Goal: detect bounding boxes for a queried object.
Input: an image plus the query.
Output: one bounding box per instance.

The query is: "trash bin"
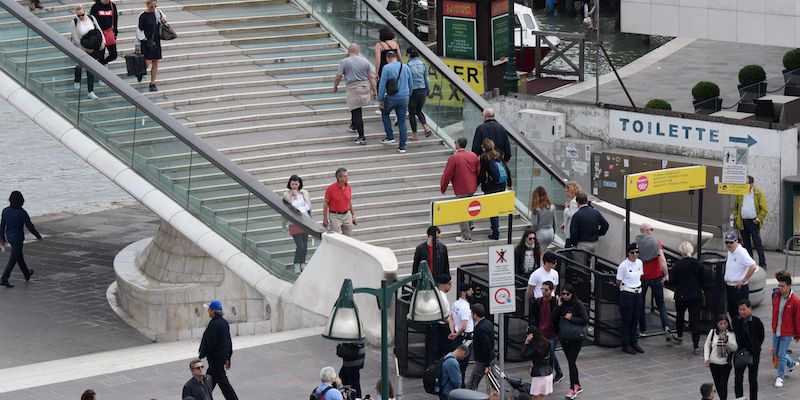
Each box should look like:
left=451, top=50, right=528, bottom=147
left=448, top=388, right=490, bottom=400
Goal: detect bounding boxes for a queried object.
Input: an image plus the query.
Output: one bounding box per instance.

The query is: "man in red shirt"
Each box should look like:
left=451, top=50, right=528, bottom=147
left=771, top=270, right=800, bottom=389
left=323, top=167, right=356, bottom=236
left=635, top=223, right=676, bottom=341
left=412, top=226, right=449, bottom=277
left=440, top=137, right=480, bottom=242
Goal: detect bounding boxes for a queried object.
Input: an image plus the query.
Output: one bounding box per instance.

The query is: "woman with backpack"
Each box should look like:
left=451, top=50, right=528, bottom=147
left=521, top=326, right=554, bottom=399
left=136, top=0, right=167, bottom=92
left=478, top=138, right=512, bottom=240
left=70, top=4, right=105, bottom=100
left=530, top=186, right=556, bottom=264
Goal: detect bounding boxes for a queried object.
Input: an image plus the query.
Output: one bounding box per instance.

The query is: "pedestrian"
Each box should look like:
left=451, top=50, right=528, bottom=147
left=373, top=26, right=401, bottom=87
left=449, top=283, right=474, bottom=380
left=635, top=223, right=674, bottom=341
left=732, top=298, right=764, bottom=400
left=182, top=359, right=213, bottom=400
left=283, top=175, right=311, bottom=273
left=670, top=241, right=705, bottom=354
left=704, top=314, right=738, bottom=400
left=440, top=137, right=480, bottom=243
left=333, top=43, right=376, bottom=145
left=90, top=0, right=118, bottom=67
left=70, top=5, right=105, bottom=100
left=770, top=269, right=800, bottom=388
left=412, top=225, right=450, bottom=278
left=336, top=341, right=365, bottom=398
left=0, top=191, right=41, bottom=288
left=28, top=0, right=42, bottom=11
left=617, top=243, right=644, bottom=355
left=700, top=382, right=716, bottom=400
left=405, top=47, right=431, bottom=140
left=529, top=280, right=563, bottom=384
left=569, top=193, right=608, bottom=257
left=478, top=138, right=512, bottom=240
left=733, top=175, right=768, bottom=269
left=431, top=274, right=455, bottom=361
left=369, top=379, right=394, bottom=400
left=323, top=168, right=356, bottom=237
left=471, top=108, right=511, bottom=163
left=136, top=0, right=167, bottom=92
left=515, top=229, right=540, bottom=276
left=467, top=303, right=496, bottom=390
left=553, top=283, right=587, bottom=399
left=521, top=326, right=554, bottom=400
left=199, top=300, right=238, bottom=400
left=527, top=251, right=559, bottom=301
left=377, top=51, right=412, bottom=153
left=561, top=181, right=581, bottom=247
left=529, top=186, right=556, bottom=264
left=723, top=233, right=757, bottom=319
left=80, top=389, right=96, bottom=400
left=313, top=367, right=345, bottom=400
left=439, top=344, right=469, bottom=400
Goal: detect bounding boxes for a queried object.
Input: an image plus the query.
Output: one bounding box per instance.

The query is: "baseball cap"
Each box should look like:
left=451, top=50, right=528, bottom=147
left=626, top=243, right=638, bottom=252
left=724, top=233, right=738, bottom=243
left=436, top=274, right=452, bottom=284
left=203, top=299, right=223, bottom=311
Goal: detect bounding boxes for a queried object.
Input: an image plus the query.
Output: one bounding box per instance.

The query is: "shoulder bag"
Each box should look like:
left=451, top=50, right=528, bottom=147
left=385, top=63, right=403, bottom=96
left=157, top=8, right=177, bottom=40
left=559, top=317, right=587, bottom=341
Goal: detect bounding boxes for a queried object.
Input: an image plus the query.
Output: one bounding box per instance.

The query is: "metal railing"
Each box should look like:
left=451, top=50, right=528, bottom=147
left=533, top=30, right=586, bottom=82
left=0, top=0, right=324, bottom=282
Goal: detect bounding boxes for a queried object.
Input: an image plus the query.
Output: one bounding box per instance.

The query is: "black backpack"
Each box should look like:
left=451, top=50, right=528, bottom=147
left=422, top=354, right=452, bottom=394
left=310, top=386, right=334, bottom=400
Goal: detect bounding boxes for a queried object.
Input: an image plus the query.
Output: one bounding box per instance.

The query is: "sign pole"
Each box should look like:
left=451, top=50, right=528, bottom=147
left=488, top=241, right=515, bottom=399
left=507, top=214, right=513, bottom=245
left=625, top=198, right=631, bottom=250
left=499, top=313, right=505, bottom=398
left=697, top=189, right=703, bottom=259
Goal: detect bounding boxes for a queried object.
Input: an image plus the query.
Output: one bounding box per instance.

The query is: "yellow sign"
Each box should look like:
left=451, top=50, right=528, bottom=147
left=717, top=183, right=750, bottom=195
left=432, top=191, right=515, bottom=226
left=428, top=58, right=485, bottom=107
left=624, top=166, right=707, bottom=200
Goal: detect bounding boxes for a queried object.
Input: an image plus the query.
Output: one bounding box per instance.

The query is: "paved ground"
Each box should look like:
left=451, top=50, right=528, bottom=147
left=546, top=38, right=792, bottom=113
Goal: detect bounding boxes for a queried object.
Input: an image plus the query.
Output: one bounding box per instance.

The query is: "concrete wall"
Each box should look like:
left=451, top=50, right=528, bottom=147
left=620, top=0, right=800, bottom=48
left=488, top=94, right=799, bottom=249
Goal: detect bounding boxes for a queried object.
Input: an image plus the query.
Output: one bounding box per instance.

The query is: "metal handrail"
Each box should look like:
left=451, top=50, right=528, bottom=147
left=0, top=0, right=325, bottom=239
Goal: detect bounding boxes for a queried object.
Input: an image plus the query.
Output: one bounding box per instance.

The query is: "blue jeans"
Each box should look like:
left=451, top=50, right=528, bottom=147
left=489, top=216, right=499, bottom=236
left=774, top=335, right=795, bottom=379
left=639, top=278, right=671, bottom=332
left=381, top=95, right=409, bottom=150
left=619, top=291, right=643, bottom=346
left=549, top=336, right=562, bottom=374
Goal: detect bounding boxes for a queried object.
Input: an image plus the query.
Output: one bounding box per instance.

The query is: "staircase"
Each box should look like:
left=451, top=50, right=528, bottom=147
left=5, top=0, right=531, bottom=276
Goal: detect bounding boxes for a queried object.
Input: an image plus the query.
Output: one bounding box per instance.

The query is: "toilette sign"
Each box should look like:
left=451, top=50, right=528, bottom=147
left=609, top=110, right=779, bottom=157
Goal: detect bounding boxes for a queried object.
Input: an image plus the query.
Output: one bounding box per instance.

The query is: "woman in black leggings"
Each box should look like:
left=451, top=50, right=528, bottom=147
left=671, top=241, right=705, bottom=354
left=405, top=47, right=431, bottom=140
left=554, top=283, right=588, bottom=400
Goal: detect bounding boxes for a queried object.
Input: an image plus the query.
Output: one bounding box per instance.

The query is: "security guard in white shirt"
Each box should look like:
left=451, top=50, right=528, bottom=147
left=617, top=243, right=644, bottom=355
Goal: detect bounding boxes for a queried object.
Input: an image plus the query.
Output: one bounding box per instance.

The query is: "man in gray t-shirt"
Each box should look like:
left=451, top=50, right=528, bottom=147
left=334, top=43, right=376, bottom=144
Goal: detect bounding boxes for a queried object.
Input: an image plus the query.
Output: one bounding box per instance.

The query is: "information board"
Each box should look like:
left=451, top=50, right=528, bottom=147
left=624, top=166, right=707, bottom=200
left=489, top=244, right=516, bottom=314
left=722, top=146, right=748, bottom=184
left=443, top=16, right=477, bottom=59
left=491, top=14, right=510, bottom=65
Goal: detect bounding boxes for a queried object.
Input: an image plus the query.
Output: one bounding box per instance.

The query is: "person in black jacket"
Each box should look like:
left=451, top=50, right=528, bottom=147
left=90, top=0, right=118, bottom=65
left=471, top=108, right=511, bottom=163
left=514, top=229, right=540, bottom=276
left=0, top=191, right=42, bottom=288
left=520, top=326, right=554, bottom=399
left=478, top=138, right=512, bottom=240
left=199, top=300, right=238, bottom=400
left=411, top=226, right=449, bottom=279
left=670, top=241, right=705, bottom=353
left=337, top=341, right=365, bottom=398
left=466, top=303, right=495, bottom=390
left=529, top=280, right=563, bottom=383
left=731, top=299, right=764, bottom=400
left=569, top=193, right=608, bottom=265
left=553, top=283, right=588, bottom=399
left=182, top=358, right=214, bottom=400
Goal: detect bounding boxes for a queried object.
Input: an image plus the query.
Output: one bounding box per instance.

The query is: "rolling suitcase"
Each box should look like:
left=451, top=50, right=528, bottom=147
left=124, top=53, right=146, bottom=82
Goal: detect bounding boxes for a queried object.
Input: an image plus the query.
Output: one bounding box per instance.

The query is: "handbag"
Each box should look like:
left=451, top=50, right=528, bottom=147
left=734, top=349, right=753, bottom=369
left=558, top=317, right=587, bottom=341
left=157, top=9, right=177, bottom=40
left=385, top=63, right=403, bottom=95
left=101, top=6, right=116, bottom=45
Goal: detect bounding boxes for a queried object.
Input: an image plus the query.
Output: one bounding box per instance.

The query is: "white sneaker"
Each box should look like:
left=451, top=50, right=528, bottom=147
left=374, top=109, right=381, bottom=115
left=87, top=91, right=98, bottom=100
left=454, top=236, right=473, bottom=243
left=789, top=361, right=799, bottom=374
left=73, top=82, right=80, bottom=90
left=776, top=377, right=784, bottom=388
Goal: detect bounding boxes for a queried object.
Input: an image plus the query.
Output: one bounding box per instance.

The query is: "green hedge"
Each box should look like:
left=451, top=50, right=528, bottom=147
left=691, top=81, right=720, bottom=102
left=784, top=49, right=800, bottom=71
left=738, top=64, right=766, bottom=86
left=645, top=99, right=672, bottom=110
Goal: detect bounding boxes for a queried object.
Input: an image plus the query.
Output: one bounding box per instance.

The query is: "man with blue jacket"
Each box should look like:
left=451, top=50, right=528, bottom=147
left=440, top=344, right=469, bottom=400
left=378, top=51, right=413, bottom=153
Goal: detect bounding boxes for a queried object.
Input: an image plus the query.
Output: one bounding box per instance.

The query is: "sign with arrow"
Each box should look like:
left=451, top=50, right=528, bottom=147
left=729, top=135, right=757, bottom=147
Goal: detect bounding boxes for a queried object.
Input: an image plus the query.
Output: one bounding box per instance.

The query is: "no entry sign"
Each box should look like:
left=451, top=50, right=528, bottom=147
left=468, top=200, right=481, bottom=216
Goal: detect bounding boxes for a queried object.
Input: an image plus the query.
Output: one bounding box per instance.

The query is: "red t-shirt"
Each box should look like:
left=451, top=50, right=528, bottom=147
left=539, top=299, right=555, bottom=339
left=324, top=182, right=351, bottom=213
left=641, top=240, right=663, bottom=280
left=427, top=243, right=434, bottom=273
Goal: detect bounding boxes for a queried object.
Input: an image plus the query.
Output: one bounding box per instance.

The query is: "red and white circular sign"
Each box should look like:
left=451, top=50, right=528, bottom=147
left=468, top=200, right=481, bottom=216
left=636, top=176, right=649, bottom=192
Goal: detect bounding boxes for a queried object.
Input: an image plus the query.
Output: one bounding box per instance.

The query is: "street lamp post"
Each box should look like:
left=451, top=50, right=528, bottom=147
left=322, top=261, right=447, bottom=399
left=502, top=0, right=517, bottom=94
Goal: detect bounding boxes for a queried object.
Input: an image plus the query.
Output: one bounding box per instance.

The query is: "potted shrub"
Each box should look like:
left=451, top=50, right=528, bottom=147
left=783, top=49, right=800, bottom=95
left=645, top=99, right=672, bottom=111
left=737, top=64, right=767, bottom=98
left=692, top=81, right=722, bottom=114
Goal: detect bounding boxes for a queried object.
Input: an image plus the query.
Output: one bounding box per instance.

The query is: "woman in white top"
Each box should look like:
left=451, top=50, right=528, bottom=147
left=530, top=186, right=556, bottom=266
left=282, top=175, right=311, bottom=274
left=561, top=181, right=581, bottom=247
left=704, top=314, right=737, bottom=400
left=70, top=5, right=105, bottom=100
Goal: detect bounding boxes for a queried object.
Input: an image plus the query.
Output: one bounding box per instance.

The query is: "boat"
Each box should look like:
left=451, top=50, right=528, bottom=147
left=514, top=3, right=560, bottom=73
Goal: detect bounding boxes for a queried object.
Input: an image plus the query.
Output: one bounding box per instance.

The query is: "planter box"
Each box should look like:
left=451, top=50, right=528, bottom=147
left=784, top=69, right=800, bottom=96
left=737, top=81, right=767, bottom=99
left=693, top=97, right=722, bottom=114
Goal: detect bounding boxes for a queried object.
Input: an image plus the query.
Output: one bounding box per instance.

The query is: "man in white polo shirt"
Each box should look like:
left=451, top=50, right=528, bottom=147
left=724, top=232, right=758, bottom=319
left=617, top=243, right=644, bottom=355
left=449, top=283, right=474, bottom=381
left=527, top=251, right=560, bottom=301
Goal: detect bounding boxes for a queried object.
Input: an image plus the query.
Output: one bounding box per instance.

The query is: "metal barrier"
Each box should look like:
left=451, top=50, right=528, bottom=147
left=533, top=30, right=586, bottom=81
left=662, top=246, right=727, bottom=332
